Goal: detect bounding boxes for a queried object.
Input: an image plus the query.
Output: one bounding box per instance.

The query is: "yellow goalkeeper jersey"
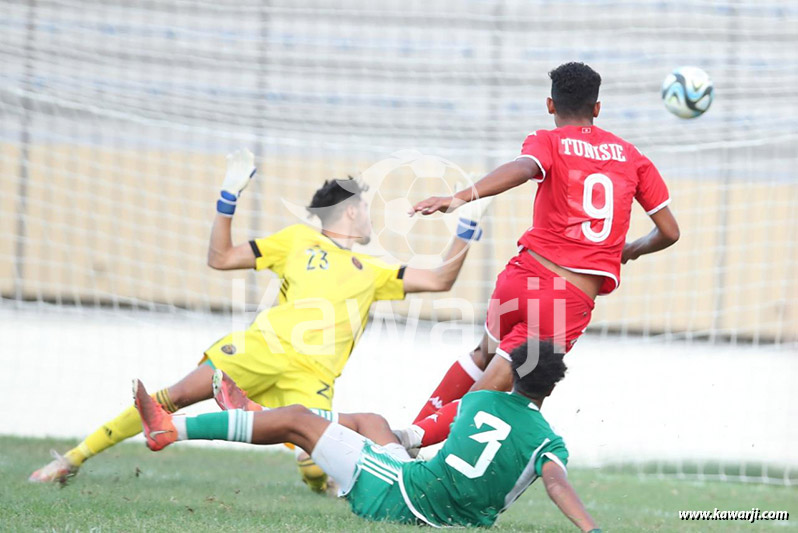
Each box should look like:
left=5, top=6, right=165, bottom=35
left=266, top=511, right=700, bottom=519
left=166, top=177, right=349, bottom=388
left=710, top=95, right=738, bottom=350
left=247, top=224, right=405, bottom=380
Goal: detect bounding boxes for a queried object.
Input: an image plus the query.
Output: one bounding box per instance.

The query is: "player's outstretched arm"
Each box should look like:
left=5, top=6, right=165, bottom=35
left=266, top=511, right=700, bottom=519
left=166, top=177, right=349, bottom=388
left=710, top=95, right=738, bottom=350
left=403, top=197, right=492, bottom=293
left=621, top=206, right=680, bottom=264
left=207, top=149, right=258, bottom=270
left=410, top=158, right=538, bottom=215
left=541, top=461, right=601, bottom=532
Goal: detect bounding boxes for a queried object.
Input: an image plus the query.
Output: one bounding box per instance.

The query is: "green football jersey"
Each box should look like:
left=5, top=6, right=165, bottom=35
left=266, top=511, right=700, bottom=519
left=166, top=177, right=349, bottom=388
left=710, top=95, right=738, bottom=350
left=399, top=390, right=568, bottom=527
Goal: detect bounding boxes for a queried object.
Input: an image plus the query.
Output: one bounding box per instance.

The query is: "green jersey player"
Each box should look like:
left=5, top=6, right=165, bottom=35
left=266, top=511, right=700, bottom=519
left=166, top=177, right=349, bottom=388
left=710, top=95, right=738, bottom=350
left=134, top=340, right=600, bottom=531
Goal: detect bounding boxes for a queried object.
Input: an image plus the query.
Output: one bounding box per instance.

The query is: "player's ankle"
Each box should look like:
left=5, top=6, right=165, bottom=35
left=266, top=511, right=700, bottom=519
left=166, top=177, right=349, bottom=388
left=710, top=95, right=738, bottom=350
left=64, top=444, right=91, bottom=467
left=393, top=425, right=424, bottom=450
left=410, top=424, right=424, bottom=446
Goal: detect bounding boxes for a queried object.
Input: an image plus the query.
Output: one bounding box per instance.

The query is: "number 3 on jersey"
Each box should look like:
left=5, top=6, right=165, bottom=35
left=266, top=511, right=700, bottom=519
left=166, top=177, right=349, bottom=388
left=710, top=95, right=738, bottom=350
left=581, top=173, right=614, bottom=243
left=445, top=411, right=511, bottom=479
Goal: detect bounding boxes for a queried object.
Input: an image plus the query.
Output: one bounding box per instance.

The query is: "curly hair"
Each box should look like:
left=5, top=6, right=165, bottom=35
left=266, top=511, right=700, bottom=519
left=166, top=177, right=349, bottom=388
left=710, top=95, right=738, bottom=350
left=509, top=339, right=567, bottom=400
left=549, top=62, right=602, bottom=119
left=306, top=177, right=368, bottom=224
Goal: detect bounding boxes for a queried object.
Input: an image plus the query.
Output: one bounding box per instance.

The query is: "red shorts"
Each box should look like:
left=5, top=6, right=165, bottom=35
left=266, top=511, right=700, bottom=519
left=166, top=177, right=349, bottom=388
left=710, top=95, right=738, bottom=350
left=486, top=249, right=595, bottom=360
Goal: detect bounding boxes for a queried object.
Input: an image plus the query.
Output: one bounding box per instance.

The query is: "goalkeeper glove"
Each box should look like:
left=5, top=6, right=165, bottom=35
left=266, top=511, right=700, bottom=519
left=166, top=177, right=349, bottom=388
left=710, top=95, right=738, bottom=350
left=217, top=149, right=256, bottom=217
left=455, top=196, right=492, bottom=242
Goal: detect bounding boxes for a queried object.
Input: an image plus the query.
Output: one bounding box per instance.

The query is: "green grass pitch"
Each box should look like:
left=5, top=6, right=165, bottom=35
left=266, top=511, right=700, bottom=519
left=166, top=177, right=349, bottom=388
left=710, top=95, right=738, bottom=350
left=2, top=436, right=795, bottom=532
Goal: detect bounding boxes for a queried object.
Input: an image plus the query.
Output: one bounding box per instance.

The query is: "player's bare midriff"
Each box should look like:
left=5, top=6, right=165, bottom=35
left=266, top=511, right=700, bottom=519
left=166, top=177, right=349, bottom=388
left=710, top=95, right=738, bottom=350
left=526, top=250, right=602, bottom=300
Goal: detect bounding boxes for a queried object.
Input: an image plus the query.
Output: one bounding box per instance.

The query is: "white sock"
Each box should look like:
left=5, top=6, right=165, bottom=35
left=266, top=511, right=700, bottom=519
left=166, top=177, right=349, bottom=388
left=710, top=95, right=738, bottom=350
left=392, top=425, right=423, bottom=449
left=172, top=416, right=187, bottom=441
left=409, top=424, right=424, bottom=448
left=458, top=353, right=485, bottom=381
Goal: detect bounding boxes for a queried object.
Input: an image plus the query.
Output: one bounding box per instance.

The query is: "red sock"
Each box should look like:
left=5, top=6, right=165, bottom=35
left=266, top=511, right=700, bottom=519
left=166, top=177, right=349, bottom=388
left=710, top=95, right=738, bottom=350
left=415, top=400, right=460, bottom=447
left=414, top=356, right=483, bottom=423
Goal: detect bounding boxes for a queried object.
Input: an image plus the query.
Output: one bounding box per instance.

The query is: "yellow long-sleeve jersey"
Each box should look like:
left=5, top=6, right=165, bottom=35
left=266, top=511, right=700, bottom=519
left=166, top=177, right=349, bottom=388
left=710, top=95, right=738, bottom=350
left=247, top=224, right=405, bottom=381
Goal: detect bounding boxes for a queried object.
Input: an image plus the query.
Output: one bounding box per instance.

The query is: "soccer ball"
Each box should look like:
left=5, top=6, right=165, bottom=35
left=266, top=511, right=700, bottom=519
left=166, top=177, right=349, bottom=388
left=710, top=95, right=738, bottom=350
left=661, top=66, right=714, bottom=119
left=362, top=150, right=471, bottom=267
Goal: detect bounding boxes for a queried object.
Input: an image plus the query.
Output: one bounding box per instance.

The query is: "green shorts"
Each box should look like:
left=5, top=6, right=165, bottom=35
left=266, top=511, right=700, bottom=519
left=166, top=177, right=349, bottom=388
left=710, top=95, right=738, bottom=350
left=345, top=442, right=420, bottom=525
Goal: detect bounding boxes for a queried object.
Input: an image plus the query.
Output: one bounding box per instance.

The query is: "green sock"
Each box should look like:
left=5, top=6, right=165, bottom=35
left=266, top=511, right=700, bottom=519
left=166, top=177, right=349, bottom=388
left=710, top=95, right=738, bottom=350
left=182, top=410, right=254, bottom=442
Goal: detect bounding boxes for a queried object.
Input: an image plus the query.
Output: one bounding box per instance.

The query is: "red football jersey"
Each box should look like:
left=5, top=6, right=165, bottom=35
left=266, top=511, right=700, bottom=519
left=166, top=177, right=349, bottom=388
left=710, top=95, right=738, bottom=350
left=516, top=125, right=670, bottom=295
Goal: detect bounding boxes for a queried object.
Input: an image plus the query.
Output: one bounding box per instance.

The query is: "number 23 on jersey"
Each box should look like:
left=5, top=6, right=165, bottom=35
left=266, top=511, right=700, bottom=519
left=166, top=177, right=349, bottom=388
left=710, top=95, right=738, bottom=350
left=305, top=246, right=329, bottom=270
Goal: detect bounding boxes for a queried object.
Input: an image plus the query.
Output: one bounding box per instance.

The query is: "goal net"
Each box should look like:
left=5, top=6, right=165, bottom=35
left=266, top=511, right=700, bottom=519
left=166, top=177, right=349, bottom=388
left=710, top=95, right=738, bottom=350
left=1, top=0, right=796, bottom=485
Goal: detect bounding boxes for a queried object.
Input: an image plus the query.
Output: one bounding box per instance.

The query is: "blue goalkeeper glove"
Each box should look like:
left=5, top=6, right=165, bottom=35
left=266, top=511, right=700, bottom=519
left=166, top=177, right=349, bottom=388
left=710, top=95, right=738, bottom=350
left=455, top=196, right=492, bottom=242
left=216, top=149, right=256, bottom=217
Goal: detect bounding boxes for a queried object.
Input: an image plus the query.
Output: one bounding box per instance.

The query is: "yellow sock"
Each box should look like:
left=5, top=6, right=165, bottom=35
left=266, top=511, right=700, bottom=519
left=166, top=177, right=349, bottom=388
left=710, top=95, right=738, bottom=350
left=64, top=389, right=178, bottom=466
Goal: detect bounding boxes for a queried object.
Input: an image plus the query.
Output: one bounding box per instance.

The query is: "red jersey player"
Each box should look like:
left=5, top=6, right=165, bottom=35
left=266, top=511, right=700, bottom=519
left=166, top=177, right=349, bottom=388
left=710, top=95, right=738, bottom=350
left=400, top=62, right=681, bottom=452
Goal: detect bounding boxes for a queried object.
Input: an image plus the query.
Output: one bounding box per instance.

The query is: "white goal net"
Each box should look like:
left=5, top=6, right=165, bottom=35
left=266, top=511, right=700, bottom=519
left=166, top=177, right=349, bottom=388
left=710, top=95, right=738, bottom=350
left=1, top=0, right=796, bottom=484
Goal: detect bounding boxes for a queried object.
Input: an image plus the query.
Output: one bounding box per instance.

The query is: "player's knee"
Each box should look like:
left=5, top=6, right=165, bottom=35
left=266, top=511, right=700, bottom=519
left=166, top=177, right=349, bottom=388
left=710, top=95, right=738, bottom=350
left=280, top=404, right=316, bottom=430
left=363, top=412, right=389, bottom=427
left=470, top=344, right=493, bottom=371
left=350, top=412, right=390, bottom=434
left=282, top=404, right=314, bottom=422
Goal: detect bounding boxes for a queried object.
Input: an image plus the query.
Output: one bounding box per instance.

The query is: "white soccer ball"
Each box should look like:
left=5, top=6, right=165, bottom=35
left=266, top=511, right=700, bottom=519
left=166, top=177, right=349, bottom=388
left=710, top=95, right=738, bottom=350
left=361, top=150, right=470, bottom=267
left=661, top=66, right=714, bottom=119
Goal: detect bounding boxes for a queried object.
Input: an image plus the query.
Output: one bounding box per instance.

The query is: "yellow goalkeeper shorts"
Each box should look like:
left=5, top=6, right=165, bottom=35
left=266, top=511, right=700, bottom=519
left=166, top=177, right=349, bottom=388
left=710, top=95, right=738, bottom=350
left=200, top=329, right=334, bottom=411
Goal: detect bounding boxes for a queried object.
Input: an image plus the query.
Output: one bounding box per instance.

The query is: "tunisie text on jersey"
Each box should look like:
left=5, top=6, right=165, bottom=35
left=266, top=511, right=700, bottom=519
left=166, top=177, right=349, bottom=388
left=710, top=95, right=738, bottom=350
left=560, top=138, right=627, bottom=162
